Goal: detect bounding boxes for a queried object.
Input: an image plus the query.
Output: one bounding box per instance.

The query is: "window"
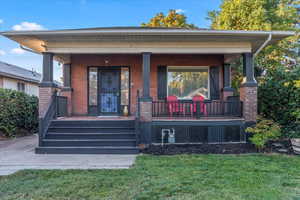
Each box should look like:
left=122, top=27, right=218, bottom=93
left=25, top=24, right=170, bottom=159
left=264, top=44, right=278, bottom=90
left=17, top=82, right=25, bottom=92
left=120, top=67, right=129, bottom=106
left=88, top=67, right=98, bottom=106
left=167, top=66, right=209, bottom=99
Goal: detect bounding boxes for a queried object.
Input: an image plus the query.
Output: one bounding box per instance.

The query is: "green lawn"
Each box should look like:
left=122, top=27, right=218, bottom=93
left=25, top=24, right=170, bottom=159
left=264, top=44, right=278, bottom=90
left=1, top=154, right=300, bottom=200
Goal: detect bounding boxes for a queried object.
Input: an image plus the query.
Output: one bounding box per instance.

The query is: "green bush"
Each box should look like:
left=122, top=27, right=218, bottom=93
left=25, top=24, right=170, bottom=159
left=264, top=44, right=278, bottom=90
left=0, top=88, right=38, bottom=137
left=246, top=117, right=281, bottom=150
left=258, top=65, right=300, bottom=138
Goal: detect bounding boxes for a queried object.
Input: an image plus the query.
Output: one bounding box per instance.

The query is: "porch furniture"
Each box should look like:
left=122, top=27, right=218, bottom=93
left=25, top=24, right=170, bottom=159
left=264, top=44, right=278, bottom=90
left=167, top=96, right=186, bottom=117
left=191, top=95, right=207, bottom=117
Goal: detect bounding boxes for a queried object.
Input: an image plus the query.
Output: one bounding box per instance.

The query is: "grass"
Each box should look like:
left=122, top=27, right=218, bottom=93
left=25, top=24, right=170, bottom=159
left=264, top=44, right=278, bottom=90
left=0, top=154, right=300, bottom=200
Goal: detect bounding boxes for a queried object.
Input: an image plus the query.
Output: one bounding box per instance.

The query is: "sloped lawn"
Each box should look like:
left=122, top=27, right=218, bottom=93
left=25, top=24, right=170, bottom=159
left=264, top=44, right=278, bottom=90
left=0, top=154, right=300, bottom=200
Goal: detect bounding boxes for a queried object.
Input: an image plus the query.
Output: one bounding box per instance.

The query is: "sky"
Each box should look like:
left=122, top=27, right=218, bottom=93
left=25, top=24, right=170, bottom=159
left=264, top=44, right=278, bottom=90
left=0, top=0, right=221, bottom=81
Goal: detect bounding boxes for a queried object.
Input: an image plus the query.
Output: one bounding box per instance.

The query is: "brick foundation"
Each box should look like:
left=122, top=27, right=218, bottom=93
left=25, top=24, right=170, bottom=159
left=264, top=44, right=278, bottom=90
left=240, top=86, right=257, bottom=122
left=140, top=101, right=152, bottom=122
left=39, top=87, right=56, bottom=117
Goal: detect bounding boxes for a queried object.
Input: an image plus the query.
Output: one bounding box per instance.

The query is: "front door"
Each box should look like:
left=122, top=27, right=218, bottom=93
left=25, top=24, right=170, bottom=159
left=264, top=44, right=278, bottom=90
left=99, top=69, right=120, bottom=115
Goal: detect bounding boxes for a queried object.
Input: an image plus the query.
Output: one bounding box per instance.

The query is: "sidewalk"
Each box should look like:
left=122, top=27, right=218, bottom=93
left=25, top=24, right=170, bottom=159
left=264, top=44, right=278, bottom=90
left=0, top=135, right=137, bottom=175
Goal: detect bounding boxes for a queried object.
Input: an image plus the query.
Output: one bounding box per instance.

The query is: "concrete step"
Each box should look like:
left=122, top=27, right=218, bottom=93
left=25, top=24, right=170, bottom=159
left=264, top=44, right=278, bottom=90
left=50, top=120, right=135, bottom=128
left=47, top=127, right=135, bottom=133
left=46, top=132, right=136, bottom=140
left=42, top=139, right=137, bottom=147
left=35, top=146, right=140, bottom=154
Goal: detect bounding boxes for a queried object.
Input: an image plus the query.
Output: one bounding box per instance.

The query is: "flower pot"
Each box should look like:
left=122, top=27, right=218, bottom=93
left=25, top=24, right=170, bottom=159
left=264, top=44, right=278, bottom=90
left=291, top=138, right=300, bottom=155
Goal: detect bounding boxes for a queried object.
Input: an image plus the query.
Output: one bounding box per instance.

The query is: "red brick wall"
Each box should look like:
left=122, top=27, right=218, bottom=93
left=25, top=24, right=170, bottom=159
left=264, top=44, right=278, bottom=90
left=70, top=54, right=224, bottom=115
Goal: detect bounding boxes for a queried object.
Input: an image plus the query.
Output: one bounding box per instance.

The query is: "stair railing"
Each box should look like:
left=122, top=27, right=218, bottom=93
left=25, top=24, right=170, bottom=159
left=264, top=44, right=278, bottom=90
left=38, top=90, right=58, bottom=146
left=135, top=90, right=141, bottom=146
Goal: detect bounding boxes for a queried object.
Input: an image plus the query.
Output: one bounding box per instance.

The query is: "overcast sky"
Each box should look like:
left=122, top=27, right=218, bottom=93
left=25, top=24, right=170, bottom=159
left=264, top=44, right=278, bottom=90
left=0, top=0, right=221, bottom=81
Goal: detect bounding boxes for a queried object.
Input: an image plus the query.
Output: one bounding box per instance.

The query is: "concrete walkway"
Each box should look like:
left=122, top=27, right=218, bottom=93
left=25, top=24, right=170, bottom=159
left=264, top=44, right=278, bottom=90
left=0, top=135, right=137, bottom=176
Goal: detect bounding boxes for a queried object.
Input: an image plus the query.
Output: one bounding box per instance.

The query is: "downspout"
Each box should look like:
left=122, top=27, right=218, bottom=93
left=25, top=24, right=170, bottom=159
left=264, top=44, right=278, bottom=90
left=20, top=45, right=41, bottom=54
left=254, top=33, right=272, bottom=57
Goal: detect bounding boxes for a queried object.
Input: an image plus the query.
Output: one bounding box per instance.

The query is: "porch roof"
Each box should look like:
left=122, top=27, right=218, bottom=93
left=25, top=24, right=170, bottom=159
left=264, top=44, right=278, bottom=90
left=1, top=27, right=294, bottom=59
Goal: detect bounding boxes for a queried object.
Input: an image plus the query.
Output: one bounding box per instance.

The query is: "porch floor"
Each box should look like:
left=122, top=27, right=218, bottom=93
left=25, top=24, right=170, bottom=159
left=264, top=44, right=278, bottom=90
left=56, top=116, right=243, bottom=121
left=56, top=116, right=135, bottom=121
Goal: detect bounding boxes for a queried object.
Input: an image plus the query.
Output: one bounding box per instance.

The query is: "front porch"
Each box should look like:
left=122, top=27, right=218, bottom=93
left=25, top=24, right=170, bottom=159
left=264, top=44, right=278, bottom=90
left=38, top=50, right=254, bottom=153
left=8, top=27, right=293, bottom=153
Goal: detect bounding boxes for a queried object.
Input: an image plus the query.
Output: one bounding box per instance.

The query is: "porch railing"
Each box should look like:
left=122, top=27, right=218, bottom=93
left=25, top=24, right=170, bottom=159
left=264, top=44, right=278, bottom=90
left=38, top=91, right=57, bottom=146
left=56, top=96, right=68, bottom=117
left=152, top=100, right=243, bottom=118
left=39, top=91, right=68, bottom=146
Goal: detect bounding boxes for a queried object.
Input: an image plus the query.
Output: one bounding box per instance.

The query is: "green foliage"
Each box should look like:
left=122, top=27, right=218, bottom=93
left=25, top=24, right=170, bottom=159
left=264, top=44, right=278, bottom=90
left=208, top=0, right=298, bottom=31
left=246, top=117, right=281, bottom=149
left=0, top=88, right=38, bottom=137
left=208, top=0, right=299, bottom=92
left=1, top=155, right=300, bottom=200
left=141, top=9, right=197, bottom=28
left=258, top=65, right=300, bottom=137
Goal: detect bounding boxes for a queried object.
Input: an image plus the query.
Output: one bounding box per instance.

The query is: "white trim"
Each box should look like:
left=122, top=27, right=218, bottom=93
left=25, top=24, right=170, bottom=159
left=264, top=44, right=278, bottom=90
left=167, top=66, right=210, bottom=100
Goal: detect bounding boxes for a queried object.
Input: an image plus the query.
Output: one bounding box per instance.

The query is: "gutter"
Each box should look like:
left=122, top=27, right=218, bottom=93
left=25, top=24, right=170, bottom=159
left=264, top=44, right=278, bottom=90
left=20, top=45, right=41, bottom=55
left=254, top=33, right=272, bottom=57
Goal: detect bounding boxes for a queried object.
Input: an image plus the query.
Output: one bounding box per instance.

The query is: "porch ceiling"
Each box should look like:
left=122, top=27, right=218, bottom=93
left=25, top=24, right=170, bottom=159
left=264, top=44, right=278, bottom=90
left=1, top=27, right=294, bottom=58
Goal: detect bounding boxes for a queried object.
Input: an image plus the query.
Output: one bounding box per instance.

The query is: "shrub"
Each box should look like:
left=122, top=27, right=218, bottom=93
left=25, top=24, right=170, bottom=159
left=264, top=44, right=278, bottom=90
left=0, top=88, right=38, bottom=137
left=246, top=117, right=281, bottom=150
left=258, top=65, right=300, bottom=138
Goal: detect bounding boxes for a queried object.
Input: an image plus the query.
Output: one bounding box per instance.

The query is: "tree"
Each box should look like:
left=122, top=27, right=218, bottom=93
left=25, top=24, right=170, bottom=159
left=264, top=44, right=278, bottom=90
left=141, top=9, right=197, bottom=28
left=208, top=0, right=300, bottom=136
left=208, top=0, right=299, bottom=89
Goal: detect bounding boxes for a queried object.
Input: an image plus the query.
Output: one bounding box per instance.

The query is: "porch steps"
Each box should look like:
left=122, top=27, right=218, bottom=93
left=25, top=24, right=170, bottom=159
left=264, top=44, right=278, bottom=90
left=36, top=120, right=139, bottom=154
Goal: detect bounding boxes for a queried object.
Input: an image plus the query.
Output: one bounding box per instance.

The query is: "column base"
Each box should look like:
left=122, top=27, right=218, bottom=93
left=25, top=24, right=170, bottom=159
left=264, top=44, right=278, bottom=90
left=39, top=86, right=56, bottom=117
left=240, top=86, right=257, bottom=122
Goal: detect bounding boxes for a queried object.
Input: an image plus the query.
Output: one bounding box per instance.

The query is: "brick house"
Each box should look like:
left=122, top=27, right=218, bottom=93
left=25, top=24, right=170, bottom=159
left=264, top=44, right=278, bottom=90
left=1, top=27, right=293, bottom=154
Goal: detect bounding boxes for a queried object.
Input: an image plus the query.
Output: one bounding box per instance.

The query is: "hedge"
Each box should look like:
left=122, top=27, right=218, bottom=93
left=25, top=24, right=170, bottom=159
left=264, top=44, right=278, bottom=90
left=258, top=66, right=300, bottom=138
left=0, top=88, right=38, bottom=137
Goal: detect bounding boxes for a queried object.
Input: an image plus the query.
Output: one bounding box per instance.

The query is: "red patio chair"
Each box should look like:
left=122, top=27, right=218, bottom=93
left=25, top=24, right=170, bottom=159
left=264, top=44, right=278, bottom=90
left=167, top=96, right=185, bottom=117
left=191, top=95, right=207, bottom=117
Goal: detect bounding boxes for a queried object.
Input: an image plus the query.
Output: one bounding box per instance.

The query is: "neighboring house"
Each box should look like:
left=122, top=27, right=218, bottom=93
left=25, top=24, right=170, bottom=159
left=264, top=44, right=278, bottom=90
left=1, top=27, right=294, bottom=154
left=0, top=61, right=40, bottom=96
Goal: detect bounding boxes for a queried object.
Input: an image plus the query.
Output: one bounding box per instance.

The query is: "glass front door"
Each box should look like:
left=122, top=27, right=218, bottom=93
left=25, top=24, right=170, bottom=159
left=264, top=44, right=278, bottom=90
left=99, top=69, right=120, bottom=115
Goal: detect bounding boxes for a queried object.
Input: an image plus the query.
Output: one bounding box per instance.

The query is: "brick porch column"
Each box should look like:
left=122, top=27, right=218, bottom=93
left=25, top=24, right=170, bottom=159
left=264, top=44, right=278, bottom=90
left=60, top=63, right=73, bottom=116
left=39, top=52, right=58, bottom=117
left=223, top=63, right=234, bottom=100
left=240, top=53, right=257, bottom=123
left=139, top=52, right=152, bottom=147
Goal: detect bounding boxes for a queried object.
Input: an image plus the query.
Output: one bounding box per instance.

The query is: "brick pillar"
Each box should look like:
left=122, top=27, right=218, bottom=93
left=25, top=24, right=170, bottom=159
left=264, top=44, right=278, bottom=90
left=39, top=87, right=56, bottom=117
left=240, top=53, right=257, bottom=123
left=60, top=63, right=72, bottom=116
left=139, top=52, right=152, bottom=147
left=240, top=86, right=257, bottom=122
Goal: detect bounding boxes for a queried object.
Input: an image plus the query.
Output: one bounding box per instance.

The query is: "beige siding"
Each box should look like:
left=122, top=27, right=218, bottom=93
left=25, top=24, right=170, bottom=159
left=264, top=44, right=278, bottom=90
left=2, top=77, right=39, bottom=96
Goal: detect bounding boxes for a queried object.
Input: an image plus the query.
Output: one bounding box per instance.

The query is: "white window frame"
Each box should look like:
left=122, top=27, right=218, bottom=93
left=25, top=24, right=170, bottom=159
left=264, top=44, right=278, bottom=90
left=167, top=66, right=210, bottom=100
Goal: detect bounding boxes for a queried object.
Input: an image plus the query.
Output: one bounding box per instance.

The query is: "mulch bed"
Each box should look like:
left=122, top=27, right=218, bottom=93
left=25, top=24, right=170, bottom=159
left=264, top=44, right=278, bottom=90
left=142, top=140, right=295, bottom=155
left=142, top=143, right=257, bottom=155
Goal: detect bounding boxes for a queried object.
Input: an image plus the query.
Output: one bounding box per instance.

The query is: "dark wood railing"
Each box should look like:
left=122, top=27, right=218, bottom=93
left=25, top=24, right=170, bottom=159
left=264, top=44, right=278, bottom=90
left=38, top=91, right=58, bottom=146
left=38, top=91, right=68, bottom=146
left=152, top=100, right=243, bottom=118
left=56, top=96, right=68, bottom=117
left=135, top=90, right=141, bottom=145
